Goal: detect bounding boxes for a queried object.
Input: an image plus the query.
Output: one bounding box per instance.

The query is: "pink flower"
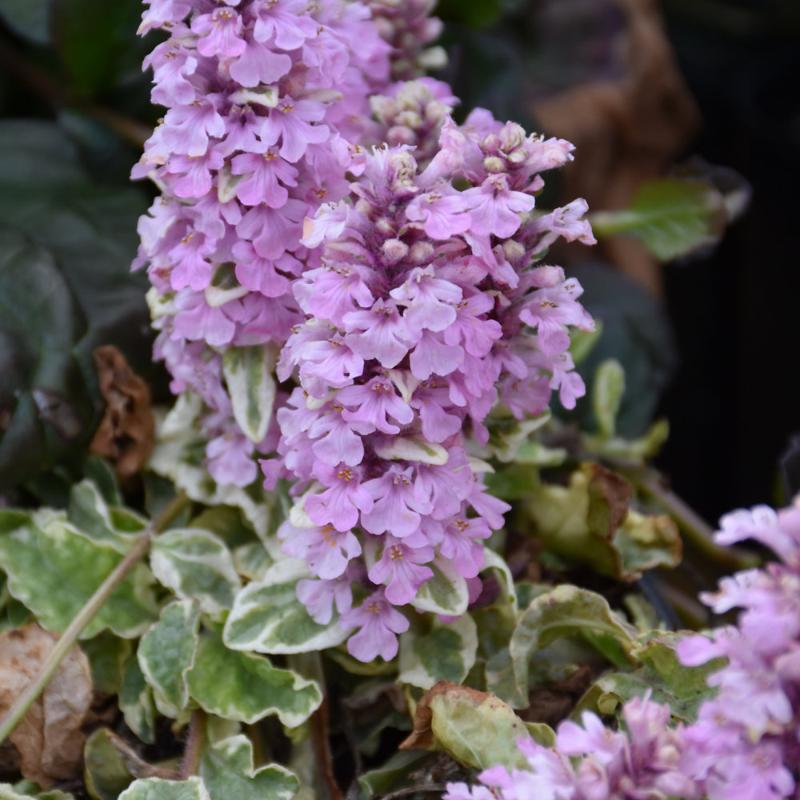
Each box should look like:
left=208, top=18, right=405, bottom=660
left=260, top=98, right=330, bottom=163
left=338, top=377, right=414, bottom=435
left=462, top=173, right=535, bottom=238
left=297, top=573, right=354, bottom=625
left=390, top=266, right=462, bottom=333
left=343, top=299, right=416, bottom=368
left=368, top=537, right=434, bottom=604
left=341, top=590, right=410, bottom=661
left=231, top=150, right=299, bottom=208
left=192, top=7, right=246, bottom=59
left=306, top=463, right=374, bottom=532
left=361, top=466, right=433, bottom=538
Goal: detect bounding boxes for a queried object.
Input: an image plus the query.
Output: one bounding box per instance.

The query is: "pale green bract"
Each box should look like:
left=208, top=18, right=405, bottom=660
left=222, top=345, right=277, bottom=444
left=138, top=599, right=200, bottom=718
left=118, top=778, right=209, bottom=800
left=150, top=529, right=240, bottom=616
left=224, top=561, right=347, bottom=654
left=201, top=735, right=299, bottom=800
left=398, top=615, right=478, bottom=690
left=186, top=628, right=322, bottom=728
left=0, top=509, right=157, bottom=639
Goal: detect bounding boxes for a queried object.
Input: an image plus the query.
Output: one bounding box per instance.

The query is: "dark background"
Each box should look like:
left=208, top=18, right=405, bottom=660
left=1, top=0, right=798, bottom=522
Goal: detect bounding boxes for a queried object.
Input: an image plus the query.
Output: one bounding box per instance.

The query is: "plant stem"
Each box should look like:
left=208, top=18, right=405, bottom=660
left=380, top=785, right=446, bottom=800
left=625, top=468, right=759, bottom=571
left=181, top=709, right=207, bottom=779
left=0, top=492, right=189, bottom=746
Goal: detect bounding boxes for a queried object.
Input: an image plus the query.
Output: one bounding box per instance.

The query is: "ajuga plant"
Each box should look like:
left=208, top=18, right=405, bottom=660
left=133, top=0, right=596, bottom=661
left=0, top=2, right=783, bottom=800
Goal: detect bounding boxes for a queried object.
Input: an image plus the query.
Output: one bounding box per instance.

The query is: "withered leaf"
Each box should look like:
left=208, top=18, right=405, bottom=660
left=89, top=346, right=155, bottom=480
left=0, top=625, right=92, bottom=787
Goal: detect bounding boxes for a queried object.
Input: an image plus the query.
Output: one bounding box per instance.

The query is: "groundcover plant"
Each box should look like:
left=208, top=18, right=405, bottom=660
left=0, top=1, right=793, bottom=799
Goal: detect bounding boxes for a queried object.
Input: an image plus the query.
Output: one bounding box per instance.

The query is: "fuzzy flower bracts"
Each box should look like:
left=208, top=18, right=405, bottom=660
left=134, top=0, right=390, bottom=487
left=273, top=115, right=596, bottom=662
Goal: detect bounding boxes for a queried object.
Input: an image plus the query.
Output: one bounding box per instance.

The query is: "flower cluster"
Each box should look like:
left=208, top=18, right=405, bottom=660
left=445, top=695, right=698, bottom=800
left=270, top=115, right=596, bottom=662
left=675, top=500, right=800, bottom=800
left=134, top=0, right=391, bottom=487
left=446, top=497, right=800, bottom=800
left=366, top=0, right=446, bottom=80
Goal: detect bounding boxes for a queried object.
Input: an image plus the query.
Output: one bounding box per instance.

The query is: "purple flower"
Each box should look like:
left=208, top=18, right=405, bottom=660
left=231, top=150, right=299, bottom=208
left=279, top=521, right=361, bottom=580
left=305, top=463, right=374, bottom=532
left=192, top=7, right=246, bottom=59
left=341, top=590, right=410, bottom=661
left=360, top=466, right=433, bottom=538
left=390, top=266, right=463, bottom=333
left=297, top=573, right=354, bottom=625
left=343, top=299, right=416, bottom=368
left=462, top=174, right=535, bottom=238
left=260, top=98, right=330, bottom=164
left=338, top=377, right=414, bottom=435
left=367, top=536, right=434, bottom=604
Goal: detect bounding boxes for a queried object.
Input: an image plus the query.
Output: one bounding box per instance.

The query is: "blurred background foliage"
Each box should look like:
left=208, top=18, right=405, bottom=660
left=0, top=0, right=799, bottom=521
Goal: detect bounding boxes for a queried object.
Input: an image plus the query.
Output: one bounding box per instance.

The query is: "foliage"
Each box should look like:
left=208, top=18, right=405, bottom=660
left=0, top=0, right=766, bottom=797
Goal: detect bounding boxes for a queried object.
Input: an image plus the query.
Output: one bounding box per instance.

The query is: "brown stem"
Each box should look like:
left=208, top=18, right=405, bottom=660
left=624, top=468, right=759, bottom=571
left=380, top=786, right=446, bottom=800
left=309, top=696, right=344, bottom=800
left=180, top=709, right=207, bottom=779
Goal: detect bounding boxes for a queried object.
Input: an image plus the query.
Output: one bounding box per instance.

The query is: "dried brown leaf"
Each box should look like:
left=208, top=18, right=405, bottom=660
left=89, top=346, right=155, bottom=479
left=0, top=624, right=92, bottom=786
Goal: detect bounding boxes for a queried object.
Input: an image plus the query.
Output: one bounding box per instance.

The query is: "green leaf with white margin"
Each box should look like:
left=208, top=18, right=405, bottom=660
left=401, top=683, right=531, bottom=771
left=187, top=628, right=322, bottom=728
left=509, top=585, right=637, bottom=707
left=119, top=659, right=157, bottom=744
left=150, top=529, right=240, bottom=616
left=0, top=510, right=157, bottom=639
left=224, top=561, right=347, bottom=654
left=579, top=633, right=720, bottom=723
left=481, top=548, right=517, bottom=612
left=593, top=359, right=625, bottom=439
left=411, top=560, right=469, bottom=617
left=399, top=615, right=478, bottom=690
left=201, top=735, right=298, bottom=800
left=233, top=542, right=273, bottom=581
left=68, top=479, right=147, bottom=553
left=222, top=345, right=277, bottom=444
left=149, top=395, right=271, bottom=539
left=138, top=600, right=200, bottom=718
left=119, top=779, right=209, bottom=800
